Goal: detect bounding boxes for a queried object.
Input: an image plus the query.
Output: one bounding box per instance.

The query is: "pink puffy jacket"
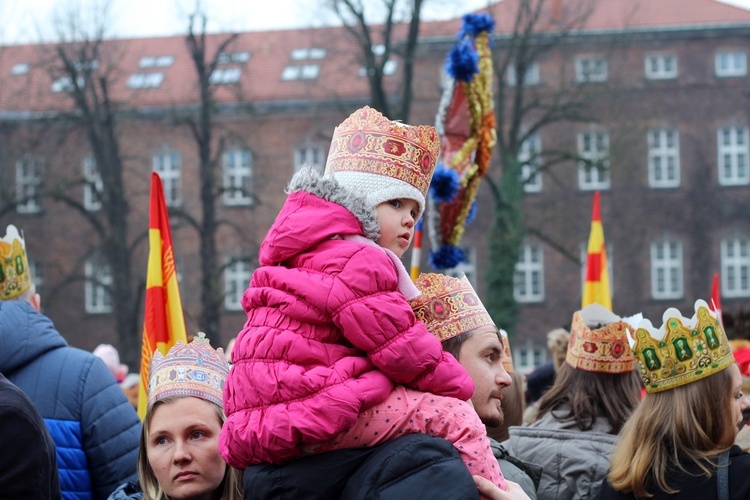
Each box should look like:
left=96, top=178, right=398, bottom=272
left=220, top=169, right=473, bottom=468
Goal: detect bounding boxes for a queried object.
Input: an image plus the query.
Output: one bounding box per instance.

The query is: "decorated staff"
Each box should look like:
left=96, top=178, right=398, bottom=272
left=427, top=13, right=496, bottom=270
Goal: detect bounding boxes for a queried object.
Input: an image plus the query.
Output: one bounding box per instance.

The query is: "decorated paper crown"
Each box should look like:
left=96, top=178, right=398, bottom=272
left=428, top=14, right=496, bottom=269
left=148, top=332, right=230, bottom=407
left=631, top=299, right=734, bottom=393
left=0, top=225, right=31, bottom=301
left=411, top=272, right=495, bottom=342
left=566, top=303, right=636, bottom=374
left=324, top=106, right=440, bottom=217
left=499, top=329, right=515, bottom=374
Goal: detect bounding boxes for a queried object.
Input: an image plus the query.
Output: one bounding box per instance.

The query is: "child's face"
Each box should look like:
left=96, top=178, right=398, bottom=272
left=375, top=198, right=419, bottom=258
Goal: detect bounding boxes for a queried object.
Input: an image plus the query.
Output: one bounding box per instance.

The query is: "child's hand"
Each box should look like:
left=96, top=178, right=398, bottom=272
left=473, top=476, right=531, bottom=500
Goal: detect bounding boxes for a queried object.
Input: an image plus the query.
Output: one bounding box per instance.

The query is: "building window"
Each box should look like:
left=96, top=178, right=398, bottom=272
left=294, top=143, right=326, bottom=174
left=282, top=64, right=320, bottom=81
left=51, top=75, right=84, bottom=93
left=648, top=128, right=680, bottom=188
left=514, top=241, right=544, bottom=302
left=645, top=53, right=677, bottom=80
left=28, top=260, right=43, bottom=297
left=85, top=253, right=112, bottom=314
left=127, top=72, right=164, bottom=89
left=650, top=240, right=683, bottom=300
left=291, top=48, right=326, bottom=60
left=515, top=339, right=547, bottom=373
left=224, top=259, right=253, bottom=311
left=519, top=134, right=542, bottom=193
left=721, top=238, right=750, bottom=298
left=217, top=51, right=250, bottom=64
left=223, top=148, right=253, bottom=206
left=359, top=60, right=398, bottom=77
left=577, top=129, right=610, bottom=190
left=715, top=50, right=747, bottom=77
left=210, top=68, right=242, bottom=84
left=83, top=155, right=102, bottom=211
left=153, top=150, right=182, bottom=207
left=139, top=55, right=174, bottom=68
left=11, top=63, right=29, bottom=75
left=575, top=55, right=608, bottom=83
left=717, top=126, right=749, bottom=186
left=507, top=61, right=540, bottom=86
left=16, top=156, right=43, bottom=214
left=445, top=247, right=477, bottom=286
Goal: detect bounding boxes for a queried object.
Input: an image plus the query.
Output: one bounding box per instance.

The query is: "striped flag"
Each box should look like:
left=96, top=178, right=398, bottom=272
left=582, top=191, right=612, bottom=310
left=710, top=272, right=723, bottom=326
left=137, top=172, right=188, bottom=420
left=410, top=219, right=423, bottom=281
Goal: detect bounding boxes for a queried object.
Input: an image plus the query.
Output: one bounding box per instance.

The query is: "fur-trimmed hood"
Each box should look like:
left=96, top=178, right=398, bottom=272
left=258, top=168, right=380, bottom=267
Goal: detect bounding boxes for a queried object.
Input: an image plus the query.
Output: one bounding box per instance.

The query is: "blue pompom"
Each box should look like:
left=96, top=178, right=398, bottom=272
left=429, top=245, right=467, bottom=270
left=446, top=39, right=479, bottom=82
left=459, top=13, right=495, bottom=39
left=465, top=201, right=477, bottom=225
left=430, top=166, right=461, bottom=203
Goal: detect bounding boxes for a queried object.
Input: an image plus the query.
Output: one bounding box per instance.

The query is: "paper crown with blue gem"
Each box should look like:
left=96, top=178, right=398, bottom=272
left=631, top=299, right=734, bottom=393
left=0, top=225, right=31, bottom=301
left=148, top=332, right=230, bottom=407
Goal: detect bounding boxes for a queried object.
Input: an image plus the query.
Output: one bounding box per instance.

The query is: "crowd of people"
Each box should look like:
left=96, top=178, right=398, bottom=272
left=2, top=105, right=750, bottom=500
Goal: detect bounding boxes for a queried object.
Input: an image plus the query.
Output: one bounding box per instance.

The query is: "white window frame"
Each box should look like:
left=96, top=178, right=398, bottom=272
left=648, top=128, right=681, bottom=188
left=16, top=156, right=43, bottom=213
left=514, top=338, right=547, bottom=373
left=224, top=259, right=253, bottom=311
left=127, top=72, right=164, bottom=89
left=721, top=238, right=750, bottom=298
left=223, top=148, right=253, bottom=206
left=210, top=67, right=242, bottom=84
left=281, top=64, right=320, bottom=81
left=715, top=50, right=747, bottom=77
left=717, top=126, right=750, bottom=186
left=50, top=75, right=84, bottom=92
left=153, top=150, right=182, bottom=207
left=294, top=143, right=326, bottom=174
left=291, top=48, right=326, bottom=60
left=83, top=155, right=103, bottom=211
left=445, top=247, right=477, bottom=286
left=85, top=254, right=113, bottom=314
left=29, top=260, right=42, bottom=297
left=139, top=55, right=174, bottom=68
left=519, top=134, right=542, bottom=193
left=514, top=241, right=544, bottom=303
left=650, top=240, right=683, bottom=300
left=217, top=51, right=250, bottom=64
left=575, top=55, right=608, bottom=83
left=507, top=61, right=540, bottom=86
left=577, top=129, right=610, bottom=190
left=11, top=63, right=29, bottom=75
left=645, top=53, right=678, bottom=80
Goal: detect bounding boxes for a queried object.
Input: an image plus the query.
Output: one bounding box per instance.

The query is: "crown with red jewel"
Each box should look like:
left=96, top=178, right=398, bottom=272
left=0, top=225, right=31, bottom=301
left=631, top=299, right=734, bottom=393
left=566, top=303, right=636, bottom=374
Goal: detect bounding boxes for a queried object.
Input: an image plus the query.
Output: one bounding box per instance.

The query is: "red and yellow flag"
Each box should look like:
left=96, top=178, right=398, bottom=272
left=582, top=191, right=612, bottom=310
left=137, top=172, right=188, bottom=420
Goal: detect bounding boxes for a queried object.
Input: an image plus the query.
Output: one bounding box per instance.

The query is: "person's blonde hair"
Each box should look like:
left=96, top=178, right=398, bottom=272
left=607, top=367, right=736, bottom=497
left=137, top=396, right=243, bottom=500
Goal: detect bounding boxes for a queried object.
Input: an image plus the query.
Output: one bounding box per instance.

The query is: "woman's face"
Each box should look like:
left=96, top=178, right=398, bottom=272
left=729, top=364, right=750, bottom=432
left=146, top=397, right=226, bottom=500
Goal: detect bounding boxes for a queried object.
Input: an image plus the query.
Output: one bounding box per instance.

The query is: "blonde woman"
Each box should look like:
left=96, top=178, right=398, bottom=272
left=598, top=300, right=750, bottom=499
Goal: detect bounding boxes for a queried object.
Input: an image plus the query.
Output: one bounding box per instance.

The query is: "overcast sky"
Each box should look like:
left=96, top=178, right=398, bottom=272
left=2, top=0, right=749, bottom=45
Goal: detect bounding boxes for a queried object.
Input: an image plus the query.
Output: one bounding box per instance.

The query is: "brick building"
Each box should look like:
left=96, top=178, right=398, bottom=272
left=1, top=0, right=749, bottom=371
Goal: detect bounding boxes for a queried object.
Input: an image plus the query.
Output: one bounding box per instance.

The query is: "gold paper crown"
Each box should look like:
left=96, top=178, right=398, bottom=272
left=148, top=332, right=230, bottom=407
left=0, top=225, right=31, bottom=301
left=566, top=303, right=636, bottom=374
left=631, top=299, right=734, bottom=393
left=324, top=106, right=440, bottom=204
left=499, top=329, right=515, bottom=374
left=411, top=273, right=495, bottom=342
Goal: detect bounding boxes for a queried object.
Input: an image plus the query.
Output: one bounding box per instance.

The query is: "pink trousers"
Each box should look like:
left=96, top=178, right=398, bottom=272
left=314, top=386, right=505, bottom=492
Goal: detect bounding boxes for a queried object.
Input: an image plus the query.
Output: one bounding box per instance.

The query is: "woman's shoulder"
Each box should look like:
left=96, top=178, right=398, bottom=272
left=107, top=481, right=143, bottom=500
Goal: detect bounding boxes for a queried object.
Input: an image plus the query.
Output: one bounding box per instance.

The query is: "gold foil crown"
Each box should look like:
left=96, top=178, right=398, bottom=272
left=148, top=332, right=230, bottom=407
left=411, top=273, right=495, bottom=342
left=0, top=225, right=31, bottom=301
left=324, top=106, right=440, bottom=216
left=566, top=303, right=636, bottom=374
left=632, top=299, right=734, bottom=393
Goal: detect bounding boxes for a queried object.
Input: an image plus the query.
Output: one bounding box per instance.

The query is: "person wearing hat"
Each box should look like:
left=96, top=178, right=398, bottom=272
left=504, top=303, right=642, bottom=500
left=220, top=106, right=506, bottom=493
left=108, top=333, right=242, bottom=500
left=598, top=300, right=750, bottom=499
left=0, top=224, right=141, bottom=500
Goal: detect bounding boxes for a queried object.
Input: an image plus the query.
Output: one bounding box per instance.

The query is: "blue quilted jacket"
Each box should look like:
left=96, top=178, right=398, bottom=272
left=0, top=300, right=141, bottom=500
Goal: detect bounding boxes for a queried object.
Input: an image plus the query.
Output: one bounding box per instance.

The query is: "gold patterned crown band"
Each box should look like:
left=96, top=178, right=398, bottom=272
left=411, top=273, right=495, bottom=343
left=0, top=224, right=31, bottom=301
left=148, top=332, right=230, bottom=407
left=566, top=303, right=636, bottom=374
left=631, top=299, right=734, bottom=393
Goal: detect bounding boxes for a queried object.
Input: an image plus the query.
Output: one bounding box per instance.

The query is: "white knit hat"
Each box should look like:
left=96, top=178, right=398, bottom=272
left=324, top=106, right=440, bottom=218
